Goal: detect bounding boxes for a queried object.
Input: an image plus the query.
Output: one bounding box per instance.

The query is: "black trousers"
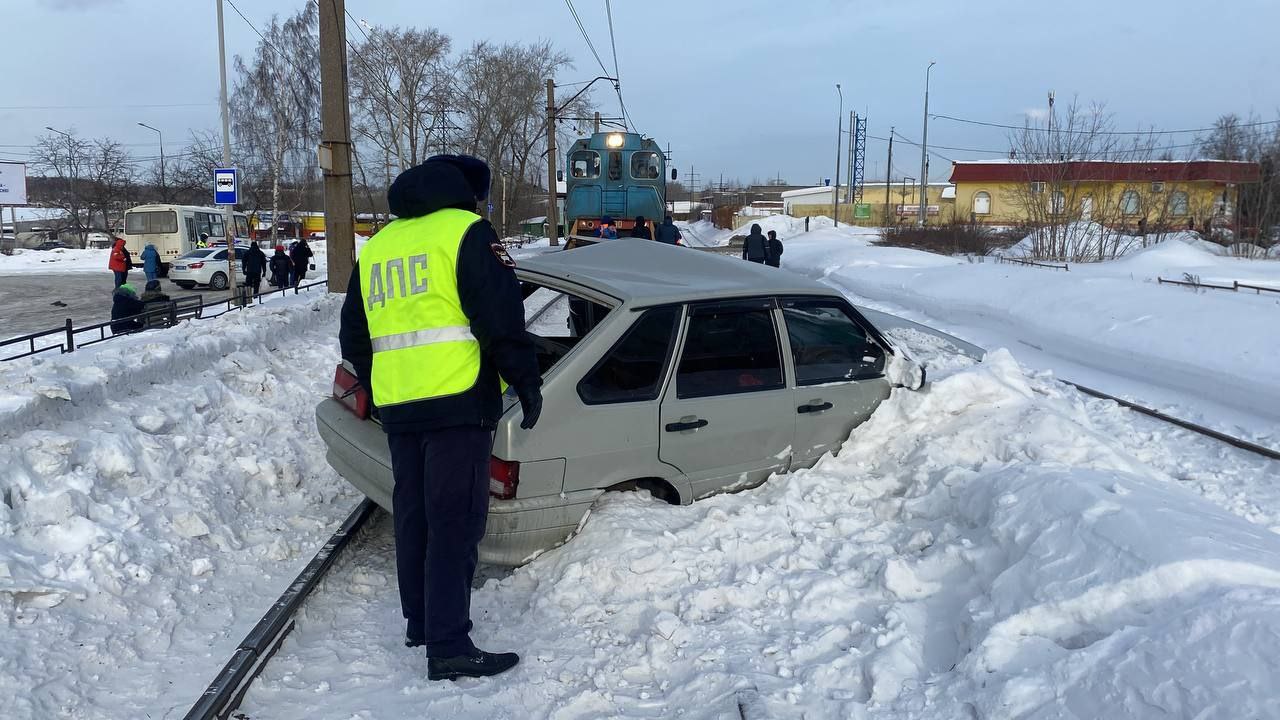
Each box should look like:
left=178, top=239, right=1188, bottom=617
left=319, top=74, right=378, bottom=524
left=245, top=272, right=261, bottom=294
left=387, top=426, right=491, bottom=658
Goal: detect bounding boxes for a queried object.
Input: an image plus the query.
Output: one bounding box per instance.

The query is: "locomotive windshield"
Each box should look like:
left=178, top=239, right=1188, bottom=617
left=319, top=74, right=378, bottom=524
left=570, top=150, right=600, bottom=179
left=630, top=152, right=660, bottom=180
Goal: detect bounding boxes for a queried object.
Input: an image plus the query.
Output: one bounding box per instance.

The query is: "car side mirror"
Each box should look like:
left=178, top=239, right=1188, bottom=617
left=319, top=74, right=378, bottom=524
left=671, top=168, right=678, bottom=180
left=888, top=352, right=926, bottom=391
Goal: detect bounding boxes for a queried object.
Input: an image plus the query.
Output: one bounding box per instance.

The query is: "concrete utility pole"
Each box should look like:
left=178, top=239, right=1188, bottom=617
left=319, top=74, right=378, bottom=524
left=546, top=79, right=560, bottom=247
left=833, top=83, right=842, bottom=228
left=918, top=61, right=936, bottom=226
left=216, top=0, right=237, bottom=295
left=137, top=123, right=164, bottom=201
left=885, top=127, right=894, bottom=223
left=319, top=0, right=356, bottom=292
left=593, top=111, right=601, bottom=133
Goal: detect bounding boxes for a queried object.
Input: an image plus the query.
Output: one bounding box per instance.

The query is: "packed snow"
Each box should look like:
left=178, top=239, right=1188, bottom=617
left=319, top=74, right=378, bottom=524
left=237, top=349, right=1280, bottom=719
left=0, top=247, right=111, bottom=275
left=0, top=292, right=359, bottom=718
left=6, top=216, right=1280, bottom=719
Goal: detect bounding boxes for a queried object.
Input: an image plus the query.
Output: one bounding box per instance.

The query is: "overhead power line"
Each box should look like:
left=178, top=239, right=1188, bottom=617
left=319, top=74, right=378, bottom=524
left=930, top=113, right=1280, bottom=136
left=563, top=0, right=611, bottom=76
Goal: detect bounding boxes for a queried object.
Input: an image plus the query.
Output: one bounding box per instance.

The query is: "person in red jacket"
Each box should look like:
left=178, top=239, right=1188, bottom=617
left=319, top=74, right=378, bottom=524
left=109, top=236, right=130, bottom=288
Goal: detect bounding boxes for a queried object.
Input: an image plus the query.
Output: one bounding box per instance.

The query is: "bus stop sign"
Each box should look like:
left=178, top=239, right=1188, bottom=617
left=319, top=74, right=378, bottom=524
left=214, top=168, right=238, bottom=205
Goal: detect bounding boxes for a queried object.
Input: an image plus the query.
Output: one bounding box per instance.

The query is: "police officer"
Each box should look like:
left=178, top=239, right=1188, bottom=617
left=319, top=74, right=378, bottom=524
left=338, top=155, right=542, bottom=681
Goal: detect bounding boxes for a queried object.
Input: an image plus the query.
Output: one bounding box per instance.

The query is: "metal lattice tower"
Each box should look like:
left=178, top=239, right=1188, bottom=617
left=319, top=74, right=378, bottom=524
left=852, top=114, right=868, bottom=206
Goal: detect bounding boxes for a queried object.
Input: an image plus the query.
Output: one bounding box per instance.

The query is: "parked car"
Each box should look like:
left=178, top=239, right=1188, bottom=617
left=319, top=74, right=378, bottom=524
left=168, top=247, right=247, bottom=290
left=316, top=239, right=925, bottom=565
left=35, top=241, right=70, bottom=251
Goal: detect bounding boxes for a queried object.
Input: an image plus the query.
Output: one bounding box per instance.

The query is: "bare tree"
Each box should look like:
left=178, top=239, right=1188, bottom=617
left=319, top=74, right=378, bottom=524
left=349, top=25, right=454, bottom=187
left=1200, top=113, right=1280, bottom=245
left=1006, top=99, right=1157, bottom=261
left=30, top=130, right=134, bottom=248
left=231, top=4, right=320, bottom=244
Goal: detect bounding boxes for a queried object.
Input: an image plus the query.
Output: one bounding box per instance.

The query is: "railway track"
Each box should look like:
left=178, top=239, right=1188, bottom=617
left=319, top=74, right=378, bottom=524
left=178, top=281, right=1279, bottom=720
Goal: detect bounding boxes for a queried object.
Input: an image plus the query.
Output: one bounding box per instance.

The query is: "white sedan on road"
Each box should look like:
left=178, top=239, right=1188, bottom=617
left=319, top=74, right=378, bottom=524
left=168, top=247, right=246, bottom=290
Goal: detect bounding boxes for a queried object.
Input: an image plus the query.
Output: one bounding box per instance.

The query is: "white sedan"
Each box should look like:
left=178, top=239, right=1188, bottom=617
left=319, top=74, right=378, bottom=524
left=168, top=247, right=246, bottom=290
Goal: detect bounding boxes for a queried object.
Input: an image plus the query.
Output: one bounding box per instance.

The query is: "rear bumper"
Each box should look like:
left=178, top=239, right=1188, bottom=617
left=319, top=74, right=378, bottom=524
left=314, top=399, right=600, bottom=566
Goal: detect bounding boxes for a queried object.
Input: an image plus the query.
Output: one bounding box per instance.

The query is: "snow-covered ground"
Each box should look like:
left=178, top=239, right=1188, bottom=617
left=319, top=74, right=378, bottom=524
left=8, top=218, right=1280, bottom=719
left=0, top=292, right=359, bottom=719
left=237, top=347, right=1280, bottom=719
left=0, top=247, right=110, bottom=275
left=775, top=222, right=1280, bottom=444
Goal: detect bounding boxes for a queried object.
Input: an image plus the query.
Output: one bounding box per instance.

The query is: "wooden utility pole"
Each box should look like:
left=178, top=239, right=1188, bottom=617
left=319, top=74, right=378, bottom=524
left=546, top=79, right=560, bottom=247
left=319, top=0, right=356, bottom=292
left=593, top=111, right=600, bottom=133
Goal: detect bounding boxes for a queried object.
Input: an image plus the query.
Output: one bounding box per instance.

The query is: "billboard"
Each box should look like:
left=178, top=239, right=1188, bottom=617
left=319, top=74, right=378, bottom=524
left=0, top=162, right=27, bottom=206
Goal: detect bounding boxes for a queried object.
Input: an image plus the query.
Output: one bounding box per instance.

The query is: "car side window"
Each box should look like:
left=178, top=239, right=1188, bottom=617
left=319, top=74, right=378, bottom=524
left=782, top=299, right=885, bottom=385
left=676, top=301, right=784, bottom=399
left=578, top=307, right=679, bottom=404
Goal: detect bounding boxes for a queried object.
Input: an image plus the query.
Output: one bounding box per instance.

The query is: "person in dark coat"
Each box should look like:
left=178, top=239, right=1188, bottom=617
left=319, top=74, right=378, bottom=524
left=339, top=154, right=541, bottom=680
left=141, top=243, right=161, bottom=281
left=766, top=230, right=784, bottom=268
left=242, top=243, right=268, bottom=295
left=628, top=215, right=652, bottom=240
left=595, top=216, right=618, bottom=239
left=139, top=279, right=171, bottom=329
left=742, top=223, right=769, bottom=263
left=654, top=215, right=683, bottom=245
left=110, top=283, right=146, bottom=334
left=289, top=238, right=314, bottom=287
left=269, top=245, right=293, bottom=288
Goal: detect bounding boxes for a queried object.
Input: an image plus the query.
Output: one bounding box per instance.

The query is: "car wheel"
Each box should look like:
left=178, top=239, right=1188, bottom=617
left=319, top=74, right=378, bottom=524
left=175, top=281, right=196, bottom=290
left=209, top=272, right=228, bottom=290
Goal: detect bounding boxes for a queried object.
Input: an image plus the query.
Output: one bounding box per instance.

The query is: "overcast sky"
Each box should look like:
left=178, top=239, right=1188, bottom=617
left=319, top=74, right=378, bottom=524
left=4, top=0, right=1278, bottom=185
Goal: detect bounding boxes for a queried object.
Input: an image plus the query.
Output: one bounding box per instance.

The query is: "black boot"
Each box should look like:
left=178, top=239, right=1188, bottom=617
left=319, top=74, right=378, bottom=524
left=428, top=650, right=520, bottom=681
left=405, top=618, right=425, bottom=648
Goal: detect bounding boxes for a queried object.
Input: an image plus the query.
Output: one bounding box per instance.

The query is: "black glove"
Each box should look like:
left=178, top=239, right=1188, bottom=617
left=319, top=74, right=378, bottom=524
left=517, top=385, right=543, bottom=430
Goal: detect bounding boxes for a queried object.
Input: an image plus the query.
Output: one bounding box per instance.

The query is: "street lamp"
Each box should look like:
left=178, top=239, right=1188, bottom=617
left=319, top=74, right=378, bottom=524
left=137, top=122, right=165, bottom=200
left=834, top=83, right=843, bottom=228
left=918, top=61, right=936, bottom=226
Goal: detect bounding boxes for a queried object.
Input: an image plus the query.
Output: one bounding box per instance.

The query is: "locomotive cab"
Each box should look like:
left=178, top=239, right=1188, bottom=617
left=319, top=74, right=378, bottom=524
left=564, top=131, right=668, bottom=241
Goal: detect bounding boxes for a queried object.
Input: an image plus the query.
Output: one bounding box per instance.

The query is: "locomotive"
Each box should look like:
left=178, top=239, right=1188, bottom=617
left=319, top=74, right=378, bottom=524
left=562, top=131, right=675, bottom=241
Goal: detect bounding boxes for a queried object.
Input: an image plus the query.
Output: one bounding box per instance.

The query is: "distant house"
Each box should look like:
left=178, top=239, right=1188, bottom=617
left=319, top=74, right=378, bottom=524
left=0, top=207, right=74, bottom=248
left=949, top=159, right=1262, bottom=229
left=783, top=183, right=956, bottom=225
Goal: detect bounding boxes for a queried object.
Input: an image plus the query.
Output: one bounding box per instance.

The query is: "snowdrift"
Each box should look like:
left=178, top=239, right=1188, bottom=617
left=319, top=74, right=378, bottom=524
left=240, top=351, right=1280, bottom=719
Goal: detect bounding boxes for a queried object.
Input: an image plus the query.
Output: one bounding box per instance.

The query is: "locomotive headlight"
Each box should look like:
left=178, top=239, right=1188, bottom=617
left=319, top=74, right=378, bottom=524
left=605, top=133, right=625, bottom=148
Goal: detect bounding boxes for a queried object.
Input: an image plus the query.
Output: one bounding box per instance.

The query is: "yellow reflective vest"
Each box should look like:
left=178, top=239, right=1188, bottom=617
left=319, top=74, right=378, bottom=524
left=359, top=209, right=482, bottom=407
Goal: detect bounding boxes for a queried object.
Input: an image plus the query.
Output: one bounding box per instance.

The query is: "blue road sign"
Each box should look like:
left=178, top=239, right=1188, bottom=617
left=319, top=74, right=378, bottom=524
left=214, top=168, right=238, bottom=205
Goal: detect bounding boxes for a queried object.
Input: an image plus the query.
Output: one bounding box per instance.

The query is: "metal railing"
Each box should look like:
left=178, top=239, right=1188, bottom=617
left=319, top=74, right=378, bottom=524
left=1, top=279, right=330, bottom=362
left=1157, top=277, right=1280, bottom=295
left=997, top=255, right=1070, bottom=271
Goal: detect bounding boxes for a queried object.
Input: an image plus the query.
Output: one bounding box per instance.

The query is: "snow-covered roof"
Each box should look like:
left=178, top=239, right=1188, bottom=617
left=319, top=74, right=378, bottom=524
left=9, top=207, right=69, bottom=223
left=520, top=216, right=548, bottom=224
left=780, top=186, right=835, bottom=199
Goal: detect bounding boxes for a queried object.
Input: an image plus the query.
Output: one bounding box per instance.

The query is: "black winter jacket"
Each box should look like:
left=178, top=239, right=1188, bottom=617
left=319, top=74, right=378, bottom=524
left=339, top=174, right=541, bottom=434
left=242, top=245, right=268, bottom=276
left=110, top=289, right=146, bottom=334
left=742, top=231, right=769, bottom=262
left=654, top=220, right=682, bottom=245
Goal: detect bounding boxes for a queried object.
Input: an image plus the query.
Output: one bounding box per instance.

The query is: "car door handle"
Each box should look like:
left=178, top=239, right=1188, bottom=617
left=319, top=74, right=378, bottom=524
left=665, top=418, right=709, bottom=432
left=797, top=401, right=833, bottom=414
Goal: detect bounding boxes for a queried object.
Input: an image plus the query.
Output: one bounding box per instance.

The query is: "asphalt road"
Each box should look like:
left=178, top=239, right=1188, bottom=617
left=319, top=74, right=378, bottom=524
left=0, top=273, right=232, bottom=340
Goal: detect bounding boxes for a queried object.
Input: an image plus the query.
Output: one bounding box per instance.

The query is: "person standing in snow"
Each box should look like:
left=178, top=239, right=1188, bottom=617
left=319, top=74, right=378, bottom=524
left=654, top=215, right=683, bottom=245
left=766, top=230, right=784, bottom=268
left=268, top=245, right=293, bottom=289
left=339, top=155, right=541, bottom=681
left=742, top=223, right=769, bottom=263
left=595, top=216, right=618, bottom=239
left=289, top=237, right=314, bottom=287
left=141, top=243, right=161, bottom=282
left=109, top=236, right=129, bottom=288
left=242, top=242, right=268, bottom=295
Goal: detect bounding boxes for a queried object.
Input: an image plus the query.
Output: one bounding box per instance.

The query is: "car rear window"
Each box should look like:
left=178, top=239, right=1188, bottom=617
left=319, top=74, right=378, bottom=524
left=578, top=306, right=679, bottom=404
left=676, top=301, right=783, bottom=399
left=179, top=249, right=217, bottom=259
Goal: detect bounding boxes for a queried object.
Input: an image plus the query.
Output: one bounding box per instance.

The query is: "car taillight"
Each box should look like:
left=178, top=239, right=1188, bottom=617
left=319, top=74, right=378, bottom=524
left=489, top=457, right=520, bottom=500
left=332, top=363, right=370, bottom=419
left=188, top=261, right=205, bottom=269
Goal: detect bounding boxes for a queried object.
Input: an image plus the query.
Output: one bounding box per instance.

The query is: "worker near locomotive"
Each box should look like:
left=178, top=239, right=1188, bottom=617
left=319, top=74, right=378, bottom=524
left=338, top=154, right=543, bottom=681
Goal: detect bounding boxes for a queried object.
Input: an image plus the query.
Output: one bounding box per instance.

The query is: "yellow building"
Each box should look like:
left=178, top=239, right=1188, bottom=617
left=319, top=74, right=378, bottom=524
left=949, top=160, right=1261, bottom=230
left=784, top=183, right=957, bottom=226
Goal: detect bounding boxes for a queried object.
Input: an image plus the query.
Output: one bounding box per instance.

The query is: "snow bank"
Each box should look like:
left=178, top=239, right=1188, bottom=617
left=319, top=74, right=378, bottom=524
left=238, top=349, right=1280, bottom=719
left=0, top=247, right=110, bottom=275
left=0, top=293, right=359, bottom=719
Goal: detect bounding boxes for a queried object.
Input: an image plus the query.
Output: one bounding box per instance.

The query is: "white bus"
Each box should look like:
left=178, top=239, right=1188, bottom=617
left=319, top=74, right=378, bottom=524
left=122, top=204, right=251, bottom=273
